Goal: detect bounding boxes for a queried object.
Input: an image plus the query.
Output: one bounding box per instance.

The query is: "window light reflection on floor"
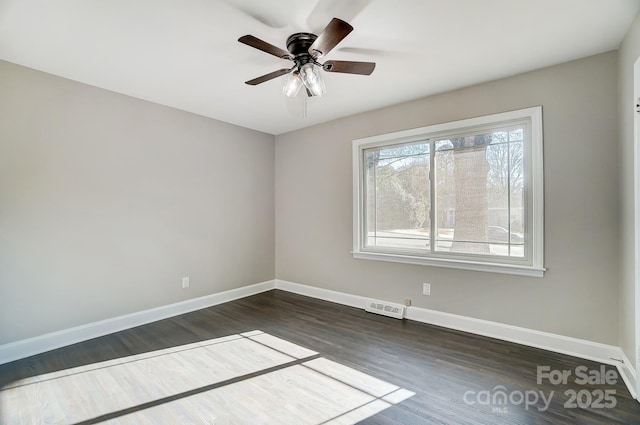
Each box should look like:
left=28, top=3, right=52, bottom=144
left=0, top=330, right=414, bottom=424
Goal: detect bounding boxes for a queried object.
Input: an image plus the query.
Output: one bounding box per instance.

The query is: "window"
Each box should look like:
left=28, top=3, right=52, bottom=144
left=352, top=107, right=544, bottom=276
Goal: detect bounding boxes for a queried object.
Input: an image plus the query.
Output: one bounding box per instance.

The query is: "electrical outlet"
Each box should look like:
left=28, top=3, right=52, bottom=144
left=182, top=276, right=190, bottom=289
left=423, top=283, right=431, bottom=296
left=404, top=298, right=412, bottom=306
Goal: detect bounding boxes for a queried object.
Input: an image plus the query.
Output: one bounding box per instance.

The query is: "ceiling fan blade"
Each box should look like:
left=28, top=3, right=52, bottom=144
left=245, top=69, right=292, bottom=86
left=238, top=35, right=292, bottom=60
left=323, top=60, right=375, bottom=75
left=307, top=0, right=373, bottom=34
left=226, top=0, right=295, bottom=29
left=337, top=47, right=402, bottom=57
left=308, top=17, right=353, bottom=58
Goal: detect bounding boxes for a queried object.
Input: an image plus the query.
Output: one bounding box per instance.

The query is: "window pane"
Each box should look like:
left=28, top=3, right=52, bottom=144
left=490, top=131, right=507, bottom=144
left=435, top=129, right=525, bottom=258
left=354, top=107, right=543, bottom=274
left=364, top=142, right=430, bottom=251
left=434, top=142, right=454, bottom=252
left=487, top=142, right=510, bottom=256
left=435, top=139, right=454, bottom=151
left=509, top=128, right=524, bottom=141
left=510, top=141, right=525, bottom=256
left=435, top=137, right=491, bottom=254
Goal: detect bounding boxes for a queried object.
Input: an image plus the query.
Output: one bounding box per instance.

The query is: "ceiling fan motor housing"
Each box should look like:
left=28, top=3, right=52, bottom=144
left=286, top=32, right=318, bottom=67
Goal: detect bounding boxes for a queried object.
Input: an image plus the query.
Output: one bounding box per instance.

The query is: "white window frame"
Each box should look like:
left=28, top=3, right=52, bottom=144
left=352, top=106, right=545, bottom=277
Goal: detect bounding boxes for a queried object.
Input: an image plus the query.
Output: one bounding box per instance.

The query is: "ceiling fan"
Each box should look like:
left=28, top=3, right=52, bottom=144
left=238, top=17, right=375, bottom=97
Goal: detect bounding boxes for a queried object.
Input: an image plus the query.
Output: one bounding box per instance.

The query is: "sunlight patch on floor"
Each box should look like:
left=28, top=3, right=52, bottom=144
left=1, top=331, right=414, bottom=424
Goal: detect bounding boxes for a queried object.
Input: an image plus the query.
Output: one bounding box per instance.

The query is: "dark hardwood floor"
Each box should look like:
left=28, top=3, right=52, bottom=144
left=1, top=289, right=639, bottom=424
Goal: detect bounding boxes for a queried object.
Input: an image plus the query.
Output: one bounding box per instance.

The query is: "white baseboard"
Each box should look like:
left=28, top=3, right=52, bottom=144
left=0, top=280, right=276, bottom=365
left=275, top=279, right=364, bottom=309
left=618, top=348, right=638, bottom=399
left=406, top=303, right=637, bottom=399
left=275, top=279, right=637, bottom=399
left=2, top=277, right=636, bottom=399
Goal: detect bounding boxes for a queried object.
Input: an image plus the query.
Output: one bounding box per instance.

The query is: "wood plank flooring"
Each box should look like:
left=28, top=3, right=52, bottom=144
left=1, top=289, right=640, bottom=424
left=2, top=331, right=413, bottom=424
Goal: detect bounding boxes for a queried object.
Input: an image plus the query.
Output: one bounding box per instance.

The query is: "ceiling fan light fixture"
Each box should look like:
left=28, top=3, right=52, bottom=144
left=282, top=71, right=302, bottom=97
left=239, top=18, right=375, bottom=99
left=299, top=63, right=326, bottom=97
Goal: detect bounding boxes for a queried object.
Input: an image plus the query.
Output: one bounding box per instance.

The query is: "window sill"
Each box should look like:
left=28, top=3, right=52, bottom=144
left=352, top=251, right=545, bottom=277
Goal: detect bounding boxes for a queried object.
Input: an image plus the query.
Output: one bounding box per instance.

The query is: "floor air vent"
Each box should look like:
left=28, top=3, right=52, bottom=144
left=365, top=299, right=406, bottom=319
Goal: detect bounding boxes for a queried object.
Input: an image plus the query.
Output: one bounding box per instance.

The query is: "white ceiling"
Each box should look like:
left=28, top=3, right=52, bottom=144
left=0, top=0, right=638, bottom=135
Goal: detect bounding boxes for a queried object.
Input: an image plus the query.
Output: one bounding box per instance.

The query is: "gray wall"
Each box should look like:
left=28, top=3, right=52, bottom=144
left=0, top=47, right=625, bottom=350
left=275, top=51, right=620, bottom=345
left=0, top=60, right=275, bottom=344
left=619, top=12, right=640, bottom=367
